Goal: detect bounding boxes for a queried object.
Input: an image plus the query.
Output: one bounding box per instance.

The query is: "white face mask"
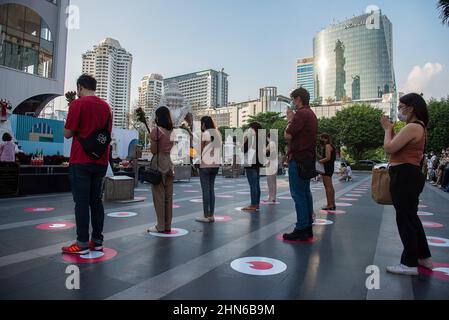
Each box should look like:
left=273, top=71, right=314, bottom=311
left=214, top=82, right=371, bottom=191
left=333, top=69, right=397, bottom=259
left=398, top=111, right=407, bottom=122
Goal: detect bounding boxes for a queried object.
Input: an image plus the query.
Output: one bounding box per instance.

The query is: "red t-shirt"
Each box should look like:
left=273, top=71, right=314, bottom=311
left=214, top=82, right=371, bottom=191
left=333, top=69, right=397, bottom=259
left=65, top=96, right=112, bottom=166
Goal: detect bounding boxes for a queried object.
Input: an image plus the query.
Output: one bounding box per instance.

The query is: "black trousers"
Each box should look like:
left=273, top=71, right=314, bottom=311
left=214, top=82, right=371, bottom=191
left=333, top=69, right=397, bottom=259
left=389, top=164, right=431, bottom=267
left=69, top=164, right=107, bottom=246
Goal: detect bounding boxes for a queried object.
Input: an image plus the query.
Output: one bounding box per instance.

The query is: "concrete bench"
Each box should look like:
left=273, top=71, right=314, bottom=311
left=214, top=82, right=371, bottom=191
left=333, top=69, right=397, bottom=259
left=104, top=176, right=134, bottom=202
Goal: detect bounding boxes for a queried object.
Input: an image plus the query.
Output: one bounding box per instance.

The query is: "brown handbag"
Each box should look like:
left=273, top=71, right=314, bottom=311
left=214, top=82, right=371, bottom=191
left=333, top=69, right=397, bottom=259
left=371, top=167, right=393, bottom=205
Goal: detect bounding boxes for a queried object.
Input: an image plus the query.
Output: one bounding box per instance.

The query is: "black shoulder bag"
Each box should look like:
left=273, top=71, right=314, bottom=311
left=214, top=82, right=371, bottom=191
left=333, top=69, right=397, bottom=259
left=75, top=114, right=112, bottom=160
left=297, top=156, right=318, bottom=180
left=143, top=128, right=162, bottom=185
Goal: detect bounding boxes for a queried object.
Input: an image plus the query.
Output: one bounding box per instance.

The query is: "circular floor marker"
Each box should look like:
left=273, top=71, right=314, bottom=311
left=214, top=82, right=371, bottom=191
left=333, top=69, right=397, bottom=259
left=418, top=211, right=435, bottom=216
left=335, top=202, right=353, bottom=207
left=172, top=204, right=181, bottom=209
left=338, top=198, right=358, bottom=201
left=427, top=236, right=449, bottom=247
left=278, top=196, right=292, bottom=200
left=419, top=262, right=449, bottom=281
left=418, top=205, right=428, bottom=209
left=25, top=207, right=55, bottom=213
left=107, top=212, right=138, bottom=218
left=320, top=209, right=346, bottom=215
left=62, top=248, right=117, bottom=264
left=214, top=215, right=233, bottom=222
left=184, top=190, right=200, bottom=193
left=216, top=194, right=234, bottom=199
left=148, top=228, right=188, bottom=238
left=276, top=234, right=318, bottom=244
left=313, top=219, right=334, bottom=226
left=36, top=221, right=75, bottom=231
left=190, top=199, right=203, bottom=203
left=422, top=221, right=444, bottom=228
left=231, top=257, right=287, bottom=276
left=261, top=200, right=280, bottom=205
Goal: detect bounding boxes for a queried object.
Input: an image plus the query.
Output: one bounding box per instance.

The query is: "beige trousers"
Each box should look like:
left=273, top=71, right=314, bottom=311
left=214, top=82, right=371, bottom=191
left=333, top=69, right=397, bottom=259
left=151, top=173, right=174, bottom=231
left=267, top=174, right=277, bottom=201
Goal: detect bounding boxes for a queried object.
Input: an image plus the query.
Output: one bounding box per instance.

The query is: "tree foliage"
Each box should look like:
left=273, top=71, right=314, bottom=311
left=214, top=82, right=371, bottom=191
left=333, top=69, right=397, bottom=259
left=427, top=97, right=449, bottom=152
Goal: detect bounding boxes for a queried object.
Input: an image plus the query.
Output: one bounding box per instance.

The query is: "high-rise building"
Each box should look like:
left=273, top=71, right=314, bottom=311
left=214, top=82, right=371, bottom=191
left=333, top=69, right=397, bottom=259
left=313, top=11, right=396, bottom=106
left=164, top=69, right=228, bottom=115
left=259, top=87, right=277, bottom=113
left=138, top=74, right=163, bottom=116
left=0, top=0, right=69, bottom=116
left=296, top=57, right=315, bottom=102
left=82, top=38, right=133, bottom=129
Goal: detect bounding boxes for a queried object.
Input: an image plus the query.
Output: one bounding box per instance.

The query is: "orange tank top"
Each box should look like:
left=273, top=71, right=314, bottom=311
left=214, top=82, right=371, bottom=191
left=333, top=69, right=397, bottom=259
left=390, top=124, right=426, bottom=167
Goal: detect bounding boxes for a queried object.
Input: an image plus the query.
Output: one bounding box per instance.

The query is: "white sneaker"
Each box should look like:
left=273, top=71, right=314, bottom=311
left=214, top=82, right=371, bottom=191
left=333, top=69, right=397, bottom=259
left=386, top=264, right=419, bottom=276
left=418, top=259, right=434, bottom=270
left=196, top=217, right=214, bottom=223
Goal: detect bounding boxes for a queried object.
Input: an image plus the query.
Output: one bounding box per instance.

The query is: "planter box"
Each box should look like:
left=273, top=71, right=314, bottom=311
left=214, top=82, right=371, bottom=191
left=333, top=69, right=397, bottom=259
left=104, top=176, right=134, bottom=201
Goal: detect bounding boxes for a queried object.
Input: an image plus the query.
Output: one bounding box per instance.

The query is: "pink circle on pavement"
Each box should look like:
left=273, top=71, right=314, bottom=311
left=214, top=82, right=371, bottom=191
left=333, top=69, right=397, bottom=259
left=36, top=221, right=75, bottom=231
left=107, top=212, right=138, bottom=218
left=216, top=194, right=234, bottom=199
left=335, top=202, right=353, bottom=207
left=25, top=208, right=55, bottom=213
left=62, top=248, right=117, bottom=264
left=419, top=262, right=449, bottom=282
left=190, top=199, right=203, bottom=203
left=418, top=205, right=428, bottom=208
left=172, top=204, right=181, bottom=209
left=320, top=209, right=346, bottom=215
left=276, top=234, right=318, bottom=244
left=184, top=190, right=199, bottom=193
left=422, top=221, right=444, bottom=228
left=339, top=198, right=358, bottom=201
left=214, top=215, right=233, bottom=222
left=418, top=211, right=434, bottom=216
left=313, top=219, right=334, bottom=226
left=427, top=236, right=449, bottom=247
left=261, top=200, right=281, bottom=205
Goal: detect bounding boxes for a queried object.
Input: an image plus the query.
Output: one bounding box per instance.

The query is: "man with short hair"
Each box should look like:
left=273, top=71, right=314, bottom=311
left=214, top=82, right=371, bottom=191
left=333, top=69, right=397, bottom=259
left=283, top=87, right=318, bottom=241
left=62, top=74, right=113, bottom=255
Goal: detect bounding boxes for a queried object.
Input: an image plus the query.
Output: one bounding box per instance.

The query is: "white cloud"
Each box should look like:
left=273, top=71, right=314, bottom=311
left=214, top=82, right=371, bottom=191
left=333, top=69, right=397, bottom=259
left=401, top=63, right=446, bottom=99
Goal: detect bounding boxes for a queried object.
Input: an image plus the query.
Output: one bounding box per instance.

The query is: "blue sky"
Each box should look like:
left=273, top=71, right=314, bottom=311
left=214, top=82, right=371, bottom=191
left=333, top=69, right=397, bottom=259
left=63, top=0, right=449, bottom=105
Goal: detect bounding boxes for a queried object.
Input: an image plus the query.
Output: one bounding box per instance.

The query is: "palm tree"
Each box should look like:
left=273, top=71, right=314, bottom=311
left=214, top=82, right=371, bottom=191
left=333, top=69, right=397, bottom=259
left=438, top=0, right=449, bottom=26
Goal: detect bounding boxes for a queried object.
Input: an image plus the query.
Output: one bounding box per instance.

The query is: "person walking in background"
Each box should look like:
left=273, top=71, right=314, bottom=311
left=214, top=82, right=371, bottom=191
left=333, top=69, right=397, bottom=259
left=283, top=88, right=318, bottom=241
left=196, top=116, right=222, bottom=223
left=381, top=93, right=433, bottom=276
left=147, top=107, right=175, bottom=233
left=242, top=122, right=263, bottom=212
left=0, top=133, right=16, bottom=163
left=319, top=133, right=337, bottom=211
left=265, top=132, right=278, bottom=203
left=62, top=74, right=112, bottom=255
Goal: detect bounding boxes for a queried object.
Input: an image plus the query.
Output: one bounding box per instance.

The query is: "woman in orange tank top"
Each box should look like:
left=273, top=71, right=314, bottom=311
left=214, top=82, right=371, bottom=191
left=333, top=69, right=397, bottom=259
left=380, top=93, right=433, bottom=276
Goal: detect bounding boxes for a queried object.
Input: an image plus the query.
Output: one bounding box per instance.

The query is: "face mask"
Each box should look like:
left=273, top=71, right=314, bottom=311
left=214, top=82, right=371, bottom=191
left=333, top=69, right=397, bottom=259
left=398, top=110, right=408, bottom=122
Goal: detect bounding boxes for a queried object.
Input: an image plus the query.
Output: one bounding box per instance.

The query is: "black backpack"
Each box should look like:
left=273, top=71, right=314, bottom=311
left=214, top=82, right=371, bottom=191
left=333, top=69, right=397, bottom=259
left=75, top=114, right=112, bottom=160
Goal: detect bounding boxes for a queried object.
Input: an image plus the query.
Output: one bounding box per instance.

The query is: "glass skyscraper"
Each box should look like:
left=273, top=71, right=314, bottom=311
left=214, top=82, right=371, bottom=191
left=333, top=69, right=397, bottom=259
left=313, top=11, right=396, bottom=103
left=296, top=57, right=315, bottom=102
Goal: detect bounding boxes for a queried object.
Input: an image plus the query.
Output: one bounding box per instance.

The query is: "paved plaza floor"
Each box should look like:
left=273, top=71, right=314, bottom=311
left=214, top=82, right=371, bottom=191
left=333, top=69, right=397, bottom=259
left=0, top=173, right=448, bottom=300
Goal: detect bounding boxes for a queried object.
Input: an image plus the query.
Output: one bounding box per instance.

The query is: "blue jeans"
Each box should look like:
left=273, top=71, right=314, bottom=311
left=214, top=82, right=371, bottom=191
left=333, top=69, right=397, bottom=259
left=199, top=168, right=219, bottom=217
left=245, top=168, right=261, bottom=206
left=289, top=160, right=314, bottom=231
left=69, top=164, right=107, bottom=246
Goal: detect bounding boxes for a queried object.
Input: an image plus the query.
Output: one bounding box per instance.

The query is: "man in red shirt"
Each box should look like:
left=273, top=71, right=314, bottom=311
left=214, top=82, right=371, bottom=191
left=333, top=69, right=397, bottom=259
left=283, top=88, right=318, bottom=242
left=62, top=74, right=113, bottom=255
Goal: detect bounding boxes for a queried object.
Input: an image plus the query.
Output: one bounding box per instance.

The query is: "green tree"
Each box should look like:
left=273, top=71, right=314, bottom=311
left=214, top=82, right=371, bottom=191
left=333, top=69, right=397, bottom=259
left=334, top=104, right=384, bottom=160
left=428, top=97, right=449, bottom=152
left=318, top=117, right=340, bottom=146
left=438, top=0, right=449, bottom=26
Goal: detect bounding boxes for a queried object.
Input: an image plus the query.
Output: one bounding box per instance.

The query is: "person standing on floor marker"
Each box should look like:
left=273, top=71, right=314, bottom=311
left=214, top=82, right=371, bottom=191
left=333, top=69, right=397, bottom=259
left=381, top=93, right=433, bottom=276
left=265, top=132, right=278, bottom=203
left=62, top=75, right=112, bottom=255
left=319, top=133, right=337, bottom=211
left=283, top=88, right=318, bottom=241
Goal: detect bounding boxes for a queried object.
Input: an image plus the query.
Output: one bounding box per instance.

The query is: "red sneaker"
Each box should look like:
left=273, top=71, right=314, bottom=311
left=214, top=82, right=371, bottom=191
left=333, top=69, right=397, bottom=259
left=62, top=243, right=89, bottom=255
left=89, top=241, right=103, bottom=251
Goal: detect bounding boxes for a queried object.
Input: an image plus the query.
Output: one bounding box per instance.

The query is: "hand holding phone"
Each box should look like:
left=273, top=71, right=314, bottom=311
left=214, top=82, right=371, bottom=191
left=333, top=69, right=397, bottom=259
left=65, top=91, right=77, bottom=104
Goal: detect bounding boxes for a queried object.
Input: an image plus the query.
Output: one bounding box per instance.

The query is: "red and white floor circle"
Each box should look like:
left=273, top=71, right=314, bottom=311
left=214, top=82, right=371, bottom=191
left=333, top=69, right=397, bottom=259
left=107, top=212, right=138, bottom=218
left=335, top=203, right=353, bottom=207
left=421, top=221, right=444, bottom=228
left=172, top=204, right=181, bottom=209
left=231, top=257, right=287, bottom=276
left=214, top=215, right=233, bottom=222
left=148, top=228, right=189, bottom=238
left=62, top=248, right=117, bottom=264
left=25, top=208, right=55, bottom=213
left=418, top=211, right=435, bottom=216
left=313, top=219, right=334, bottom=226
left=419, top=262, right=449, bottom=281
left=276, top=234, right=318, bottom=244
left=427, top=236, right=449, bottom=247
left=320, top=209, right=346, bottom=215
left=36, top=221, right=75, bottom=231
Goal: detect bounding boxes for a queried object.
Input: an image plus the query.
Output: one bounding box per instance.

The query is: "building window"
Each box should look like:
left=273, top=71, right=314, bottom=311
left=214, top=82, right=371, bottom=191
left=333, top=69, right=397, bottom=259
left=0, top=3, right=54, bottom=78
